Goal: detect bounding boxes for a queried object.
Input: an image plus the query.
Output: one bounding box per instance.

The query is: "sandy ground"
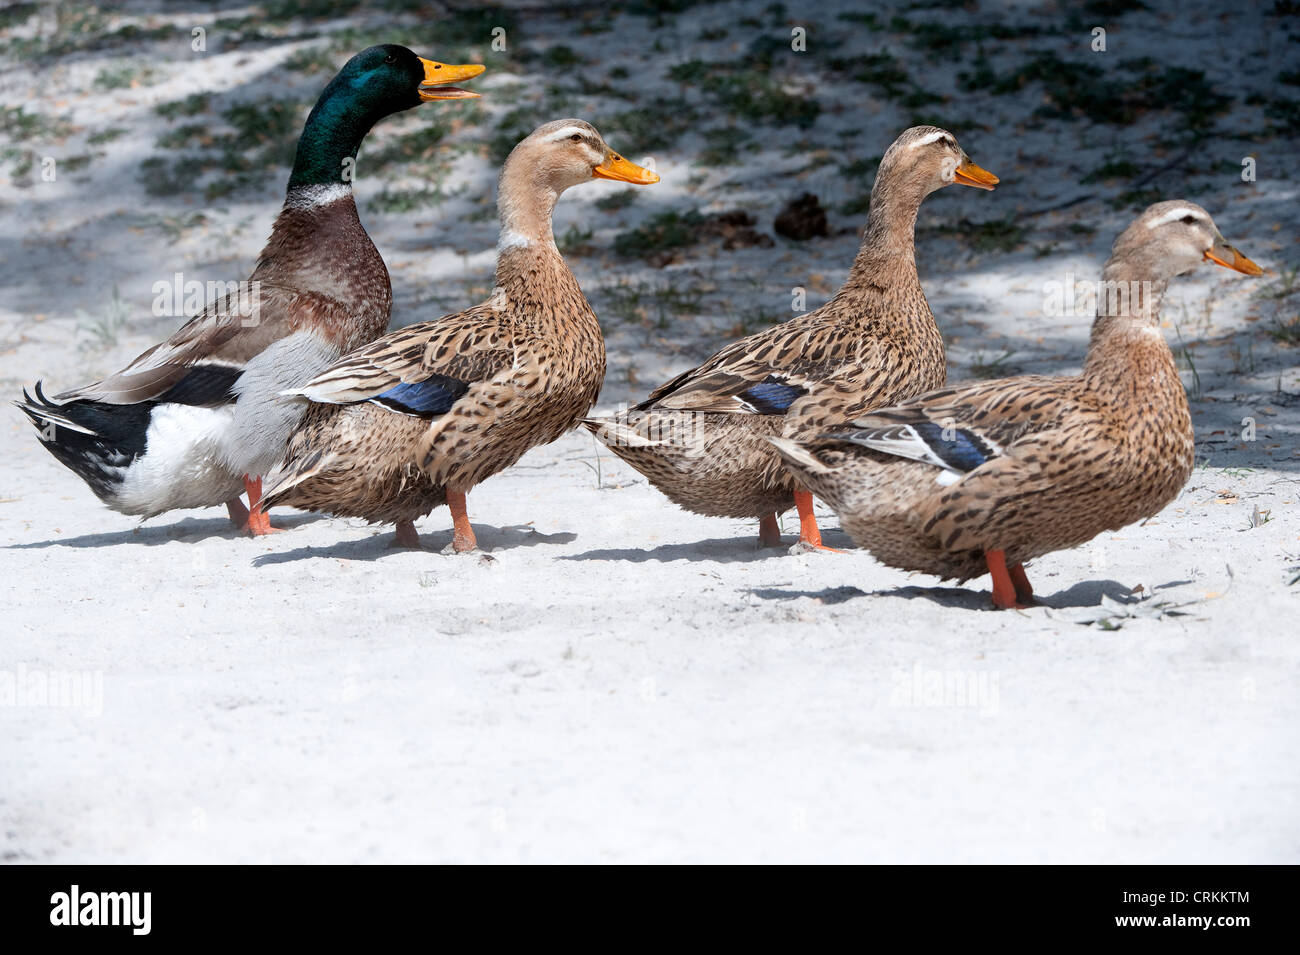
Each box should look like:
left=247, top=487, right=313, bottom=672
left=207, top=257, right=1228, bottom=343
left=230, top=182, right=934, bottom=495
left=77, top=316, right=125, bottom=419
left=1, top=1, right=1298, bottom=863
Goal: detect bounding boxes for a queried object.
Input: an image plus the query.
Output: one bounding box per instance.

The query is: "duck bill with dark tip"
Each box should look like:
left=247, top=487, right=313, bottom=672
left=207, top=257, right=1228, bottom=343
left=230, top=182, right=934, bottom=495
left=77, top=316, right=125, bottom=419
left=592, top=152, right=660, bottom=185
left=417, top=59, right=485, bottom=100
left=1204, top=240, right=1264, bottom=276
left=953, top=157, right=999, bottom=190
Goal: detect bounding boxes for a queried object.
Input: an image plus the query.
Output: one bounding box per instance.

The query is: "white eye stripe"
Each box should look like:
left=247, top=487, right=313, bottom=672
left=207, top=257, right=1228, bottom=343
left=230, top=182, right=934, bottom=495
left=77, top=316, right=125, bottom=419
left=908, top=130, right=957, bottom=149
left=1146, top=206, right=1207, bottom=229
left=545, top=125, right=596, bottom=144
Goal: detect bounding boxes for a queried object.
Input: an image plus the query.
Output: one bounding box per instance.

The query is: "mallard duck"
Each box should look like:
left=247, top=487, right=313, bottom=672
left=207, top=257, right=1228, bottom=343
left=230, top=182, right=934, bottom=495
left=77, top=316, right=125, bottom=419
left=17, top=45, right=484, bottom=535
left=770, top=200, right=1263, bottom=608
left=584, top=126, right=997, bottom=551
left=258, top=120, right=659, bottom=550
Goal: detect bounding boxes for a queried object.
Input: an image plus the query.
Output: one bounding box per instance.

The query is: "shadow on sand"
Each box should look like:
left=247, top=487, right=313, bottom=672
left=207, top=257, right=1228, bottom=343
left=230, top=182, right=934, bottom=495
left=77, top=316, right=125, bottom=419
left=559, top=527, right=856, bottom=564
left=746, top=577, right=1187, bottom=611
left=9, top=513, right=324, bottom=549
left=252, top=523, right=576, bottom=565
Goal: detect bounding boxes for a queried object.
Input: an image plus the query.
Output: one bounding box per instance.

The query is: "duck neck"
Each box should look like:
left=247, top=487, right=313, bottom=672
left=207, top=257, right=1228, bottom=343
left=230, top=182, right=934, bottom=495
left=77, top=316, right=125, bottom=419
left=1083, top=257, right=1173, bottom=379
left=495, top=160, right=561, bottom=258
left=841, top=179, right=925, bottom=296
left=493, top=164, right=575, bottom=297
left=287, top=78, right=389, bottom=190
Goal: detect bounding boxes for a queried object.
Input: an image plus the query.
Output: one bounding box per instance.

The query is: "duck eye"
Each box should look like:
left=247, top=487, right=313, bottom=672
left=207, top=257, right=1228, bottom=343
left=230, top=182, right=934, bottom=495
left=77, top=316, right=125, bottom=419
left=1181, top=215, right=1197, bottom=225
left=384, top=54, right=395, bottom=64
left=570, top=134, right=583, bottom=143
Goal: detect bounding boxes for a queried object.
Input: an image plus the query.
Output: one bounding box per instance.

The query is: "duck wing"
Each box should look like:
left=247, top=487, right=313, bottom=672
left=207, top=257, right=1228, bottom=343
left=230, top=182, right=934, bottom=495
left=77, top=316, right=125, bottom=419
left=287, top=302, right=513, bottom=416
left=55, top=283, right=344, bottom=406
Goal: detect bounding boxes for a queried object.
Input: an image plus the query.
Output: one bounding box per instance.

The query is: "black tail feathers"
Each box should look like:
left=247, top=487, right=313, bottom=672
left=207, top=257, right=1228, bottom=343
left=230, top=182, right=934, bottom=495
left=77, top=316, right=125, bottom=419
left=16, top=382, right=152, bottom=502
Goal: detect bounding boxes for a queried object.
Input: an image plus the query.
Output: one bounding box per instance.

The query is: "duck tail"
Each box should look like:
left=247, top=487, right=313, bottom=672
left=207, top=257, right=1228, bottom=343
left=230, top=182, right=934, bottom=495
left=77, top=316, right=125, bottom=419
left=581, top=415, right=660, bottom=451
left=766, top=436, right=831, bottom=475
left=260, top=449, right=333, bottom=509
left=15, top=382, right=152, bottom=506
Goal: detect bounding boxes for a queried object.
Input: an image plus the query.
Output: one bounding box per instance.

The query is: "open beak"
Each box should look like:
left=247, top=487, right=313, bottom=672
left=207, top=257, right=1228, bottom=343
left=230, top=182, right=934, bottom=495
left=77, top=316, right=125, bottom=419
left=417, top=58, right=485, bottom=101
left=953, top=157, right=999, bottom=190
left=1204, top=241, right=1263, bottom=276
left=593, top=152, right=660, bottom=185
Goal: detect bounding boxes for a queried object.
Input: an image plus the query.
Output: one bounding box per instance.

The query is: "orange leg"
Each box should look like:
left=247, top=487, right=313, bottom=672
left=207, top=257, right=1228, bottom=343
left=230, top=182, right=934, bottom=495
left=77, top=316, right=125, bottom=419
left=393, top=519, right=421, bottom=549
left=242, top=475, right=284, bottom=536
left=1009, top=562, right=1034, bottom=604
left=446, top=490, right=477, bottom=553
left=225, top=496, right=249, bottom=529
left=985, top=550, right=1028, bottom=610
left=794, top=489, right=842, bottom=553
left=757, top=512, right=782, bottom=548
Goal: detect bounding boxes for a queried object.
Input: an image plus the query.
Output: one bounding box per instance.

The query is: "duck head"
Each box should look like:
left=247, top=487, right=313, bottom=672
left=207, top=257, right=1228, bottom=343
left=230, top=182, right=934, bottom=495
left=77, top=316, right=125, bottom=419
left=332, top=44, right=484, bottom=111
left=496, top=119, right=658, bottom=251
left=1110, top=200, right=1263, bottom=281
left=878, top=125, right=999, bottom=198
left=503, top=119, right=660, bottom=194
left=288, top=45, right=483, bottom=189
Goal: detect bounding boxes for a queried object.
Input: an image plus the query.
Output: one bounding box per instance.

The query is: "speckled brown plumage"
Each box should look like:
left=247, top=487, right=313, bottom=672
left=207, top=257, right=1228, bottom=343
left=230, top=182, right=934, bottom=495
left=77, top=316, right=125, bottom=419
left=259, top=120, right=658, bottom=548
left=263, top=253, right=603, bottom=525
left=585, top=126, right=997, bottom=544
left=770, top=201, right=1263, bottom=604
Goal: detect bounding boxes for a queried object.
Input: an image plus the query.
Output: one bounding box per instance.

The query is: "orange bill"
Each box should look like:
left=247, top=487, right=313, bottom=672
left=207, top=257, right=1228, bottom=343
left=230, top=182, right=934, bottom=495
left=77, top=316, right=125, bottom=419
left=593, top=152, right=660, bottom=185
left=953, top=157, right=999, bottom=190
left=1204, top=241, right=1263, bottom=276
left=418, top=59, right=485, bottom=100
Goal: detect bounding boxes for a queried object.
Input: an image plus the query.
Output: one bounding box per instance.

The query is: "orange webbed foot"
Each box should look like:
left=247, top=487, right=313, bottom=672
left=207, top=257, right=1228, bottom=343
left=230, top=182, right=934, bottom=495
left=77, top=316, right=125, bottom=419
left=793, top=489, right=844, bottom=554
left=986, top=550, right=1030, bottom=610
left=1009, top=562, right=1035, bottom=605
left=245, top=510, right=285, bottom=536
left=445, top=490, right=479, bottom=554
left=242, top=475, right=284, bottom=536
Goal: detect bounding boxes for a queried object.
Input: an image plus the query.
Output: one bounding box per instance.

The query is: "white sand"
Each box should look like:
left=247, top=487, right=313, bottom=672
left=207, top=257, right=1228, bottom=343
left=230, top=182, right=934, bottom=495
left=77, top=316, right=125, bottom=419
left=1, top=0, right=1297, bottom=863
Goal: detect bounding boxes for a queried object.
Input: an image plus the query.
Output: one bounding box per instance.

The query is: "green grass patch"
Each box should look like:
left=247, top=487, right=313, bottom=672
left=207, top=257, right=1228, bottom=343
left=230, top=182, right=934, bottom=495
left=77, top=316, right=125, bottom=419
left=557, top=223, right=594, bottom=255
left=595, top=189, right=640, bottom=213
left=0, top=2, right=39, bottom=30
left=970, top=54, right=1232, bottom=131
left=599, top=100, right=701, bottom=155
left=614, top=209, right=705, bottom=258
left=0, top=105, right=70, bottom=142
left=363, top=119, right=450, bottom=171
left=93, top=60, right=157, bottom=90
left=283, top=46, right=338, bottom=77
left=366, top=185, right=453, bottom=214
left=839, top=155, right=882, bottom=216
left=967, top=349, right=1020, bottom=379
left=933, top=217, right=1027, bottom=254
left=146, top=98, right=305, bottom=200
left=87, top=126, right=129, bottom=145
left=1082, top=157, right=1141, bottom=183
left=4, top=4, right=174, bottom=59
left=1110, top=187, right=1165, bottom=210
left=155, top=93, right=211, bottom=120
left=696, top=126, right=752, bottom=167
left=599, top=278, right=705, bottom=330
left=667, top=57, right=819, bottom=129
